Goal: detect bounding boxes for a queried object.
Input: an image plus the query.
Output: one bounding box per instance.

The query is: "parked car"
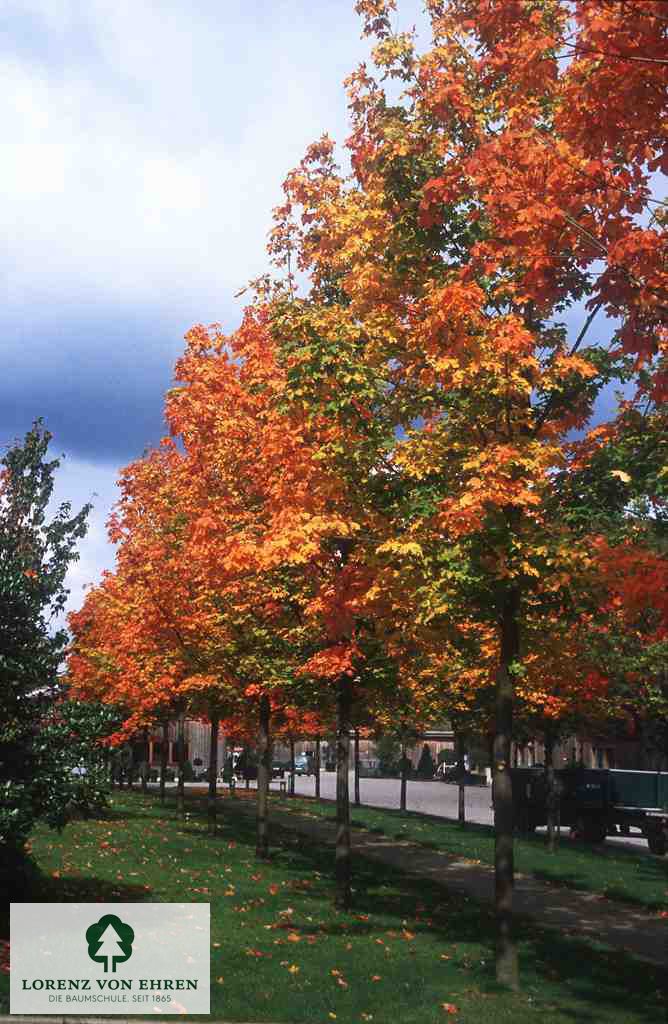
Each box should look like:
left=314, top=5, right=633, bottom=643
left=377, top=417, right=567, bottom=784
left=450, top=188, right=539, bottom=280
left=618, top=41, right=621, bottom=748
left=271, top=761, right=287, bottom=778
left=294, top=754, right=314, bottom=776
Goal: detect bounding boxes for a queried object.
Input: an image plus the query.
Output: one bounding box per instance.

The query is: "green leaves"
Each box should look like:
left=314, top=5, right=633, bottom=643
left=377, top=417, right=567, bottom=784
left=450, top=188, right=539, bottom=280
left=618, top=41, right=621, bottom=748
left=0, top=422, right=92, bottom=850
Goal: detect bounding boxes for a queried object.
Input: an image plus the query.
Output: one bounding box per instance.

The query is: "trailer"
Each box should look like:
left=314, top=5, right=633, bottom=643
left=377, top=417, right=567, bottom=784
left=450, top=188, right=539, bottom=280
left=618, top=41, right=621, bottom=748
left=511, top=766, right=668, bottom=854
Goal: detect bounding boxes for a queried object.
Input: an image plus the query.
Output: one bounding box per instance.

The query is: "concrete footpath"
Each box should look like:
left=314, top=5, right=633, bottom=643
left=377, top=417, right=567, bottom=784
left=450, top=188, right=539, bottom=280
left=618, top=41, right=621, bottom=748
left=241, top=801, right=668, bottom=969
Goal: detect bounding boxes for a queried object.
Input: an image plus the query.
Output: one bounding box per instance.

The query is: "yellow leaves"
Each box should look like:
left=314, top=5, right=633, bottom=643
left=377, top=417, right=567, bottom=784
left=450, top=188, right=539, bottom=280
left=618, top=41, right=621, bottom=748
left=520, top=560, right=540, bottom=578
left=376, top=539, right=424, bottom=559
left=610, top=469, right=632, bottom=484
left=287, top=964, right=300, bottom=975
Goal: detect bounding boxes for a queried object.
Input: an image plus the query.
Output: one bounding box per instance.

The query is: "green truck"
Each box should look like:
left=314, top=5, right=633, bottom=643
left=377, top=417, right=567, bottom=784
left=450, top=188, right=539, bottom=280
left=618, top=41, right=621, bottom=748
left=511, top=766, right=668, bottom=854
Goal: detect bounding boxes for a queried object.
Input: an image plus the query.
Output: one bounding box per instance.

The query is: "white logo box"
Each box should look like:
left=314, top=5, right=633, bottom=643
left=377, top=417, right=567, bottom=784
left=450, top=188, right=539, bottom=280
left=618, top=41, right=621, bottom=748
left=10, top=903, right=210, bottom=1015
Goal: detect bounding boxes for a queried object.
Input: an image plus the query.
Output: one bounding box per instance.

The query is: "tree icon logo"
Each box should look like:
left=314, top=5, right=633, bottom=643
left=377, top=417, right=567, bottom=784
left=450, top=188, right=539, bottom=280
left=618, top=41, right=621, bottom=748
left=86, top=914, right=135, bottom=973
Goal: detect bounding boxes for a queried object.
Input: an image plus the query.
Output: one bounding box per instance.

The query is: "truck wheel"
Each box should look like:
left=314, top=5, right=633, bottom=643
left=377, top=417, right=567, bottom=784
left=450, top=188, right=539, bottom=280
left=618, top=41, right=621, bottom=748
left=578, top=816, right=607, bottom=844
left=647, top=829, right=667, bottom=856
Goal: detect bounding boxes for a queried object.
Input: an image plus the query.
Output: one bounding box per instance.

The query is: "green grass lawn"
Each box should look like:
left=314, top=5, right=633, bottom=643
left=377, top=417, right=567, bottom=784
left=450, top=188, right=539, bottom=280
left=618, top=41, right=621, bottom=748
left=1, top=789, right=665, bottom=1024
left=278, top=794, right=668, bottom=912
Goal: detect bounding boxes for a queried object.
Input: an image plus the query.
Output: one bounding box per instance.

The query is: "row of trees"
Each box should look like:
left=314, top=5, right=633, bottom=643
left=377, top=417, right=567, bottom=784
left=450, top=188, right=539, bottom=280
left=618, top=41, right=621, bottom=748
left=66, top=0, right=667, bottom=991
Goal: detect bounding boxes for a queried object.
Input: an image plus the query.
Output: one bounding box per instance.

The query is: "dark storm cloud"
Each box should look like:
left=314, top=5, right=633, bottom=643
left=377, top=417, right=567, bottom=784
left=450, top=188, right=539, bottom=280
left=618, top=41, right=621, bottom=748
left=0, top=304, right=195, bottom=463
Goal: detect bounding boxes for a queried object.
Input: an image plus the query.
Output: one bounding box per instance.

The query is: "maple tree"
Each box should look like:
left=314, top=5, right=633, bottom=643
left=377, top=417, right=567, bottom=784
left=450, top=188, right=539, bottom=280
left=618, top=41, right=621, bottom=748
left=268, top=0, right=667, bottom=987
left=164, top=308, right=404, bottom=898
left=68, top=442, right=277, bottom=829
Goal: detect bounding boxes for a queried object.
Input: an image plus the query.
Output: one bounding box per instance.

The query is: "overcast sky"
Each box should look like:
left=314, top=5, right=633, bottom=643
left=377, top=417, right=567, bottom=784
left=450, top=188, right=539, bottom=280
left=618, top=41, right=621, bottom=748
left=2, top=0, right=429, bottom=615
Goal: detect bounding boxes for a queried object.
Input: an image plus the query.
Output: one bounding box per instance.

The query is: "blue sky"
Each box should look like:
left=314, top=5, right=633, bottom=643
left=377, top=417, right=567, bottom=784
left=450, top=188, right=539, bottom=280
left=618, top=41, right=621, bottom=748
left=1, top=0, right=426, bottom=613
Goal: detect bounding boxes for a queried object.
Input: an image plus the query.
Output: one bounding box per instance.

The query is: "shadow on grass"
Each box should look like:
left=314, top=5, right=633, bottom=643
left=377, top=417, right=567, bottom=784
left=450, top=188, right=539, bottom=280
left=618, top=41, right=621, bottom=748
left=207, top=795, right=666, bottom=1023
left=530, top=867, right=667, bottom=911
left=25, top=789, right=661, bottom=1022
left=1, top=871, right=150, bottom=942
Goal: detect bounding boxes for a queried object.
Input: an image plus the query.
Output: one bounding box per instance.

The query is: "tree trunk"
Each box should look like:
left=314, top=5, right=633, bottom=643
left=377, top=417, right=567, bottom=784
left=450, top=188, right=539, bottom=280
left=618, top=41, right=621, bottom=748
left=493, top=588, right=520, bottom=991
left=315, top=737, right=321, bottom=799
left=160, top=721, right=168, bottom=805
left=545, top=730, right=557, bottom=853
left=141, top=728, right=149, bottom=794
left=400, top=741, right=407, bottom=813
left=256, top=695, right=271, bottom=859
left=289, top=738, right=296, bottom=796
left=176, top=713, right=186, bottom=817
left=456, top=729, right=466, bottom=826
left=208, top=714, right=220, bottom=833
left=354, top=728, right=361, bottom=807
left=335, top=674, right=352, bottom=909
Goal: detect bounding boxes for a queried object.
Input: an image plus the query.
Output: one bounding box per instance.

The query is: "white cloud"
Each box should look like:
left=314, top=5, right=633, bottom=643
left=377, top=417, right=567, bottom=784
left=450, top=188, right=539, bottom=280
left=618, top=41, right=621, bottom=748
left=2, top=1, right=426, bottom=314
left=4, top=0, right=427, bottom=606
left=47, top=454, right=119, bottom=618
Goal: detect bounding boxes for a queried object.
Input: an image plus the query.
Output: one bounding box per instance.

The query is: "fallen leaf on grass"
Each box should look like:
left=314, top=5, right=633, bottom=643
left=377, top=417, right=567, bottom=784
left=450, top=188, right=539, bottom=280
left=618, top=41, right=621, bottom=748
left=441, top=1004, right=459, bottom=1015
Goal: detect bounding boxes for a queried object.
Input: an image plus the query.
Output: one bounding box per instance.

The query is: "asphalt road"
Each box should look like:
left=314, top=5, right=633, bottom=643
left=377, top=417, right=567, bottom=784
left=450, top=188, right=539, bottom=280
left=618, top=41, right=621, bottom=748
left=285, top=771, right=652, bottom=854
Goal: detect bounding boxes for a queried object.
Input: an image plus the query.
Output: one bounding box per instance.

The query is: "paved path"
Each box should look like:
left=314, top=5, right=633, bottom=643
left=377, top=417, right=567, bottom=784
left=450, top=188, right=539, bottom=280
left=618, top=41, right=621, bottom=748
left=231, top=799, right=668, bottom=969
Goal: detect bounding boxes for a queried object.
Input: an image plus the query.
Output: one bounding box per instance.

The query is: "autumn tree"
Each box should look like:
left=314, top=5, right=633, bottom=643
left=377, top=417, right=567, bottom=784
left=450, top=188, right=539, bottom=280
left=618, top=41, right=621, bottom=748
left=268, top=0, right=667, bottom=987
left=164, top=308, right=406, bottom=898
